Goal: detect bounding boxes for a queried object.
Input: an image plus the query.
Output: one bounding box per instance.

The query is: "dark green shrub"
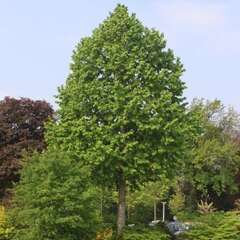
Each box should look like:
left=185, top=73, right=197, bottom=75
left=123, top=226, right=170, bottom=240
left=128, top=204, right=154, bottom=224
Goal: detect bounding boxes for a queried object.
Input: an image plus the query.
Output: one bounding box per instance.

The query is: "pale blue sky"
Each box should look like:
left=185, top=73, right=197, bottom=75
left=0, top=1, right=239, bottom=110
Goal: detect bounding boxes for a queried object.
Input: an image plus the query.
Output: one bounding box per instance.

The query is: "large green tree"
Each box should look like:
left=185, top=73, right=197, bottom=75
left=47, top=5, right=190, bottom=236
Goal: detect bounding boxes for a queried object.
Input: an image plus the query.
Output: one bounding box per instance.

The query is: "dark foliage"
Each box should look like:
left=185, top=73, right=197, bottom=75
left=0, top=97, right=54, bottom=200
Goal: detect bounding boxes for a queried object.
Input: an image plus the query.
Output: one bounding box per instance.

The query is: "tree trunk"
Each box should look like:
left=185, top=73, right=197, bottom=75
left=117, top=174, right=126, bottom=238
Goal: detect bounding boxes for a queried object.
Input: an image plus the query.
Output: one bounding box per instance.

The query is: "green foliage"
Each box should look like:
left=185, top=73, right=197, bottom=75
left=127, top=204, right=153, bottom=224
left=0, top=206, right=14, bottom=240
left=123, top=226, right=170, bottom=240
left=0, top=225, right=14, bottom=240
left=127, top=178, right=170, bottom=223
left=10, top=151, right=100, bottom=240
left=213, top=212, right=240, bottom=240
left=185, top=99, right=240, bottom=204
left=46, top=4, right=189, bottom=188
left=180, top=211, right=240, bottom=240
left=98, top=188, right=118, bottom=224
left=175, top=210, right=199, bottom=222
left=192, top=138, right=240, bottom=195
left=169, top=184, right=185, bottom=216
left=0, top=206, right=5, bottom=226
left=127, top=178, right=170, bottom=209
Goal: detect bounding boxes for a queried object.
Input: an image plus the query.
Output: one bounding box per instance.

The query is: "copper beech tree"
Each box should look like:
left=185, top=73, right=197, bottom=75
left=0, top=97, right=53, bottom=200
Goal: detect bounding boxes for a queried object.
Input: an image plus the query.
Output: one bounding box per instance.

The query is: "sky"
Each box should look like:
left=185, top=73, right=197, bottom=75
left=0, top=0, right=239, bottom=110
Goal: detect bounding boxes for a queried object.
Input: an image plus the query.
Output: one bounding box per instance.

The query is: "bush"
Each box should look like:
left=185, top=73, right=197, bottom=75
left=96, top=227, right=113, bottom=240
left=213, top=211, right=240, bottom=240
left=10, top=151, right=100, bottom=240
left=175, top=211, right=199, bottom=222
left=128, top=204, right=154, bottom=224
left=0, top=206, right=5, bottom=225
left=197, top=200, right=216, bottom=215
left=169, top=185, right=185, bottom=216
left=123, top=226, right=170, bottom=240
left=0, top=206, right=14, bottom=240
left=179, top=211, right=240, bottom=240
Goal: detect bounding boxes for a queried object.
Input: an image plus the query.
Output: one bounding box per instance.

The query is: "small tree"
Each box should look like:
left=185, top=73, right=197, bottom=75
left=127, top=177, right=170, bottom=222
left=10, top=152, right=100, bottom=240
left=169, top=184, right=185, bottom=216
left=0, top=97, right=53, bottom=200
left=47, top=4, right=190, bottom=237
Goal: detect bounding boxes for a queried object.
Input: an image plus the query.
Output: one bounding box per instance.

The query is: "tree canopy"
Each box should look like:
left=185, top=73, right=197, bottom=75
left=184, top=99, right=240, bottom=208
left=0, top=97, right=53, bottom=200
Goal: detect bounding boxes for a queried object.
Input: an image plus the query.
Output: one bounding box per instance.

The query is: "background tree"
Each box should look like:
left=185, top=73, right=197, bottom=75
left=168, top=181, right=185, bottom=216
left=184, top=99, right=240, bottom=209
left=46, top=4, right=191, bottom=237
left=0, top=97, right=53, bottom=201
left=10, top=151, right=100, bottom=240
left=127, top=177, right=170, bottom=223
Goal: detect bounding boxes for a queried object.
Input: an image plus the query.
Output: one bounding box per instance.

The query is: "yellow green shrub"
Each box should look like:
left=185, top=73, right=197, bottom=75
left=0, top=206, right=14, bottom=240
left=180, top=211, right=240, bottom=240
